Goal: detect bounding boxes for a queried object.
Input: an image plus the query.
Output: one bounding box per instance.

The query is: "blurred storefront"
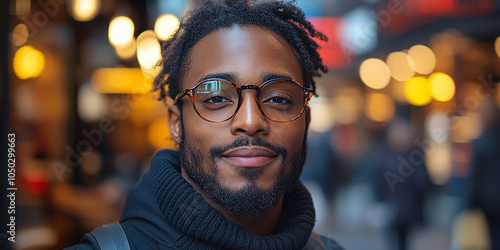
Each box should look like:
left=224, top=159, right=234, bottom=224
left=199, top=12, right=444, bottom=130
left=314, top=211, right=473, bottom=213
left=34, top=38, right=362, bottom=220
left=3, top=0, right=500, bottom=249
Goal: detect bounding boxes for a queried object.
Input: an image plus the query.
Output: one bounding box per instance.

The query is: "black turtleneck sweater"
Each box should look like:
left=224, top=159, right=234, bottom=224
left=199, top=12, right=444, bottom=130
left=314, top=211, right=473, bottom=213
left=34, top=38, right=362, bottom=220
left=68, top=149, right=343, bottom=249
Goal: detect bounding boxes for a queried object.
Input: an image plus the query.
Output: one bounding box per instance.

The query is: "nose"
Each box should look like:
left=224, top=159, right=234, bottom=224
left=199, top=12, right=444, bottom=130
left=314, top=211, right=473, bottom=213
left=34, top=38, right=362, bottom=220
left=230, top=90, right=270, bottom=136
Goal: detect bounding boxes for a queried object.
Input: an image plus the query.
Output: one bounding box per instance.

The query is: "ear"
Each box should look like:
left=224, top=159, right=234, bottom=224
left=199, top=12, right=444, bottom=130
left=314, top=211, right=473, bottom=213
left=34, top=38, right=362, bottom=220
left=168, top=104, right=182, bottom=144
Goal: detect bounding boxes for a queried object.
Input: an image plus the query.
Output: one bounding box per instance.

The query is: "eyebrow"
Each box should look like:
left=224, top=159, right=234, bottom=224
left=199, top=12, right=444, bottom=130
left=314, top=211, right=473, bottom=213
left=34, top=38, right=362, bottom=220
left=199, top=72, right=237, bottom=83
left=261, top=73, right=294, bottom=82
left=198, top=72, right=295, bottom=84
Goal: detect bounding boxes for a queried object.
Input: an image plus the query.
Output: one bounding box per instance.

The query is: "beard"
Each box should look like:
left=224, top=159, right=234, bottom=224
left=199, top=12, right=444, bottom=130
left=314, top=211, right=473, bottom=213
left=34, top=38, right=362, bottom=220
left=178, top=121, right=308, bottom=215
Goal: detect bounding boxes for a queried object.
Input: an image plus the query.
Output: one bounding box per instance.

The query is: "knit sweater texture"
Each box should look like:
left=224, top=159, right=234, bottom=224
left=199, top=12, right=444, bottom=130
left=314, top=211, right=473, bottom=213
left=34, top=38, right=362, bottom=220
left=136, top=149, right=315, bottom=249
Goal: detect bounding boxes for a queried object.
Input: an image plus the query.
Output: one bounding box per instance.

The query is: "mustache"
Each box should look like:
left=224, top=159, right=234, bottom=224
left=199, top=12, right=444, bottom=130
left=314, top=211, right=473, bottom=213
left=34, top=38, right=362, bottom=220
left=209, top=137, right=287, bottom=159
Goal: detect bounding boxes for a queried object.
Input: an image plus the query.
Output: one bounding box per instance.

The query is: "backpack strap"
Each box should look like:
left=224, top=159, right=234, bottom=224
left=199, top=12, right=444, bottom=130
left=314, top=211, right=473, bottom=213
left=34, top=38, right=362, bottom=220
left=89, top=222, right=131, bottom=250
left=304, top=231, right=328, bottom=250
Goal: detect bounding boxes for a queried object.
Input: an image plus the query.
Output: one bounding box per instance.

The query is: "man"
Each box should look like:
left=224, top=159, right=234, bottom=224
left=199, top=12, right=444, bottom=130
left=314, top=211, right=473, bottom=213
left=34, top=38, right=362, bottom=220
left=69, top=0, right=343, bottom=249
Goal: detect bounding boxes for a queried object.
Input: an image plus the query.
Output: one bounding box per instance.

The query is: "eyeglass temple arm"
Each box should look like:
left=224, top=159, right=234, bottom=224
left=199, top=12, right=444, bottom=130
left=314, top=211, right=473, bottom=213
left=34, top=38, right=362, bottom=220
left=174, top=89, right=190, bottom=103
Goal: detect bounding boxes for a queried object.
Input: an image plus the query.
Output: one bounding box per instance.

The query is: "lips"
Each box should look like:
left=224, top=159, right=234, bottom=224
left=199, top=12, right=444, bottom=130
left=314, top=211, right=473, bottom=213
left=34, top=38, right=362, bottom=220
left=220, top=147, right=278, bottom=167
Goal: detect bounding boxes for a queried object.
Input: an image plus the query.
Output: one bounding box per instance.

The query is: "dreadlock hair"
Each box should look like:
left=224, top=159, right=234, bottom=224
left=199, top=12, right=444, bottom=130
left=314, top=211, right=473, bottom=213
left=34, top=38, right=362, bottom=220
left=153, top=0, right=328, bottom=103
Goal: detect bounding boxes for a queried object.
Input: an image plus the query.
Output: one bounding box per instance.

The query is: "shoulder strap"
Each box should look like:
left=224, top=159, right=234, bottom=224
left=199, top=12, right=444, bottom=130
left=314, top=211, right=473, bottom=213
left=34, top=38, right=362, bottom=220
left=304, top=231, right=327, bottom=250
left=90, top=222, right=131, bottom=250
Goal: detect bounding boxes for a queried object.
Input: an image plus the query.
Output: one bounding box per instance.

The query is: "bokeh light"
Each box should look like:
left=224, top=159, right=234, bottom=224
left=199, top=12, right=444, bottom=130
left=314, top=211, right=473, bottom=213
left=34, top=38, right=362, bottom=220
left=69, top=0, right=100, bottom=22
left=12, top=23, right=29, bottom=47
left=91, top=68, right=153, bottom=94
left=359, top=58, right=391, bottom=89
left=426, top=143, right=452, bottom=185
left=14, top=83, right=37, bottom=121
left=425, top=112, right=451, bottom=143
left=386, top=51, right=416, bottom=81
left=77, top=83, right=108, bottom=122
left=390, top=80, right=408, bottom=103
left=495, top=36, right=500, bottom=58
left=14, top=0, right=31, bottom=17
left=136, top=30, right=162, bottom=75
left=109, top=16, right=135, bottom=48
left=13, top=45, right=45, bottom=80
left=114, top=39, right=136, bottom=60
left=365, top=92, right=394, bottom=122
left=408, top=45, right=436, bottom=74
left=405, top=76, right=432, bottom=106
left=309, top=98, right=335, bottom=132
left=451, top=113, right=482, bottom=143
left=333, top=86, right=364, bottom=124
left=428, top=72, right=455, bottom=102
left=154, top=14, right=180, bottom=41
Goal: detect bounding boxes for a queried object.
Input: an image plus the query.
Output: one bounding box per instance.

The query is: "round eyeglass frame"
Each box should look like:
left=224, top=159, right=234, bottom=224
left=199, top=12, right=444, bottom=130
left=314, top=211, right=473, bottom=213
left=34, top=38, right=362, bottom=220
left=174, top=78, right=314, bottom=123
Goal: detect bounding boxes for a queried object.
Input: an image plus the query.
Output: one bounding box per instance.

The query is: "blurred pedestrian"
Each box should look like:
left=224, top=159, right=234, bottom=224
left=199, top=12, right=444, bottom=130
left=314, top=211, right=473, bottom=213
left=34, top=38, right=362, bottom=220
left=373, top=119, right=431, bottom=250
left=465, top=96, right=500, bottom=250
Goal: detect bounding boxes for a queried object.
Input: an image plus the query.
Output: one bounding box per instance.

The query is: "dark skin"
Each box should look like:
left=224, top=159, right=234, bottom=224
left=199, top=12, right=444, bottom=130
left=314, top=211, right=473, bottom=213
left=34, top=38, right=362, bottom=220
left=168, top=25, right=309, bottom=235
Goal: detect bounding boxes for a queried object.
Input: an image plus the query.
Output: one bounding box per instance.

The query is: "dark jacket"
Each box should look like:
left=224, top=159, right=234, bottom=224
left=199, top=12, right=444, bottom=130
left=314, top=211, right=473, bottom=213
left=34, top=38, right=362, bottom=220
left=465, top=127, right=500, bottom=220
left=67, top=150, right=343, bottom=249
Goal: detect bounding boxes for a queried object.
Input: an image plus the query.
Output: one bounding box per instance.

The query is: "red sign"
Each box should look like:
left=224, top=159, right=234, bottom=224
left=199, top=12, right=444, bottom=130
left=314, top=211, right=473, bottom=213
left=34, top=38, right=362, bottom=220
left=308, top=17, right=352, bottom=69
left=405, top=0, right=495, bottom=16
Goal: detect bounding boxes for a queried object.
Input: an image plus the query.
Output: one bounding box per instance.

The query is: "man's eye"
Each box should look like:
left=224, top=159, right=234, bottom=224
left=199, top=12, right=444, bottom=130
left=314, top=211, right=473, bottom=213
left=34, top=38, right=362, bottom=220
left=205, top=96, right=231, bottom=103
left=266, top=96, right=291, bottom=104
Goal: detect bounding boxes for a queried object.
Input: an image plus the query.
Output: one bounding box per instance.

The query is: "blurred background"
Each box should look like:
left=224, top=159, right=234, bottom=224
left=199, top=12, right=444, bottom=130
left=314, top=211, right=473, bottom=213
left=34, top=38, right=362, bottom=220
left=2, top=0, right=500, bottom=249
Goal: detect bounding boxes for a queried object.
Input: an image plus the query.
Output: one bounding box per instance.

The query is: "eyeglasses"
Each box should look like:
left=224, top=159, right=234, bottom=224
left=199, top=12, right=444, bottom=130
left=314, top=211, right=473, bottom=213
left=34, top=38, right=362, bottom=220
left=174, top=78, right=313, bottom=123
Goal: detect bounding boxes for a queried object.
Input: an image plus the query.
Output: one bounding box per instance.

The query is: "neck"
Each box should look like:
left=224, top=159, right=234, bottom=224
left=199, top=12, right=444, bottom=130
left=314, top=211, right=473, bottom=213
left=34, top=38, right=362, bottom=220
left=181, top=169, right=283, bottom=235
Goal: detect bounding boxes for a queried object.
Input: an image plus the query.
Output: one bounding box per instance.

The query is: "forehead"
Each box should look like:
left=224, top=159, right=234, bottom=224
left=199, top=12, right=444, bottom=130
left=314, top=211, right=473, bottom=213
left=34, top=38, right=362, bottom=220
left=183, top=25, right=303, bottom=88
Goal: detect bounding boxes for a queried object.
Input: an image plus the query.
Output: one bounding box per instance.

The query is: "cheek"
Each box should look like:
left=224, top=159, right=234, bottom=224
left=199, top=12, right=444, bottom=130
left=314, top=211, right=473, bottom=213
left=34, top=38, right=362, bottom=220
left=182, top=106, right=224, bottom=152
left=273, top=118, right=308, bottom=154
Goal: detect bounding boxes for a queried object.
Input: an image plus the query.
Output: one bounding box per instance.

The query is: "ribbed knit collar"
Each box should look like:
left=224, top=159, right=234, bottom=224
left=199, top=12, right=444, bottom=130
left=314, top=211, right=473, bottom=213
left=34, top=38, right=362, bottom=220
left=150, top=149, right=315, bottom=250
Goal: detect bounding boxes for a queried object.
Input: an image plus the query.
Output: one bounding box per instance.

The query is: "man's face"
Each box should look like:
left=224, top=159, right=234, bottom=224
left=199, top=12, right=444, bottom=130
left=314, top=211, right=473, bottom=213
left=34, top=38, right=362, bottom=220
left=169, top=25, right=309, bottom=215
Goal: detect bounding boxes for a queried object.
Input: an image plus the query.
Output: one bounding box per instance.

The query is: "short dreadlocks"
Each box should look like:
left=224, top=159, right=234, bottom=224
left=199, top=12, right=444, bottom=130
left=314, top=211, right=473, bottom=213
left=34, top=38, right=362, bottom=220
left=153, top=0, right=328, bottom=102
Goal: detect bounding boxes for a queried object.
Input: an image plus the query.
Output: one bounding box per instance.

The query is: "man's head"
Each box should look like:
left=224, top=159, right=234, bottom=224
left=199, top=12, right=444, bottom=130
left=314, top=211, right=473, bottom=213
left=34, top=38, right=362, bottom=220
left=156, top=0, right=327, bottom=215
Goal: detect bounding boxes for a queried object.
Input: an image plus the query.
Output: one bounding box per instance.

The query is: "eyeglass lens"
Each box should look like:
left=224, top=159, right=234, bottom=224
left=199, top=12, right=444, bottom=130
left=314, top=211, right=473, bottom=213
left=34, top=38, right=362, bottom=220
left=192, top=79, right=306, bottom=122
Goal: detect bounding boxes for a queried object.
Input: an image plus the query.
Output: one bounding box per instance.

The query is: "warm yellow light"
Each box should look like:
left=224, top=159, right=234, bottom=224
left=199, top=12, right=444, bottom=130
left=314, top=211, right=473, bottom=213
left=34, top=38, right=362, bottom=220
left=70, top=0, right=100, bottom=22
left=495, top=37, right=500, bottom=58
left=387, top=51, right=416, bottom=81
left=426, top=143, right=452, bottom=185
left=408, top=45, right=436, bottom=74
left=451, top=114, right=482, bottom=143
left=115, top=38, right=136, bottom=60
left=496, top=84, right=500, bottom=109
left=109, top=16, right=135, bottom=47
left=359, top=58, right=391, bottom=89
left=12, top=23, right=29, bottom=47
left=78, top=84, right=108, bottom=122
left=390, top=80, right=407, bottom=103
left=136, top=30, right=162, bottom=75
left=91, top=68, right=153, bottom=94
left=309, top=98, right=335, bottom=132
left=13, top=45, right=45, bottom=80
left=15, top=0, right=31, bottom=17
left=429, top=72, right=455, bottom=102
left=405, top=76, right=432, bottom=106
left=334, top=86, right=364, bottom=124
left=365, top=92, right=394, bottom=122
left=148, top=117, right=176, bottom=149
left=154, top=14, right=180, bottom=41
